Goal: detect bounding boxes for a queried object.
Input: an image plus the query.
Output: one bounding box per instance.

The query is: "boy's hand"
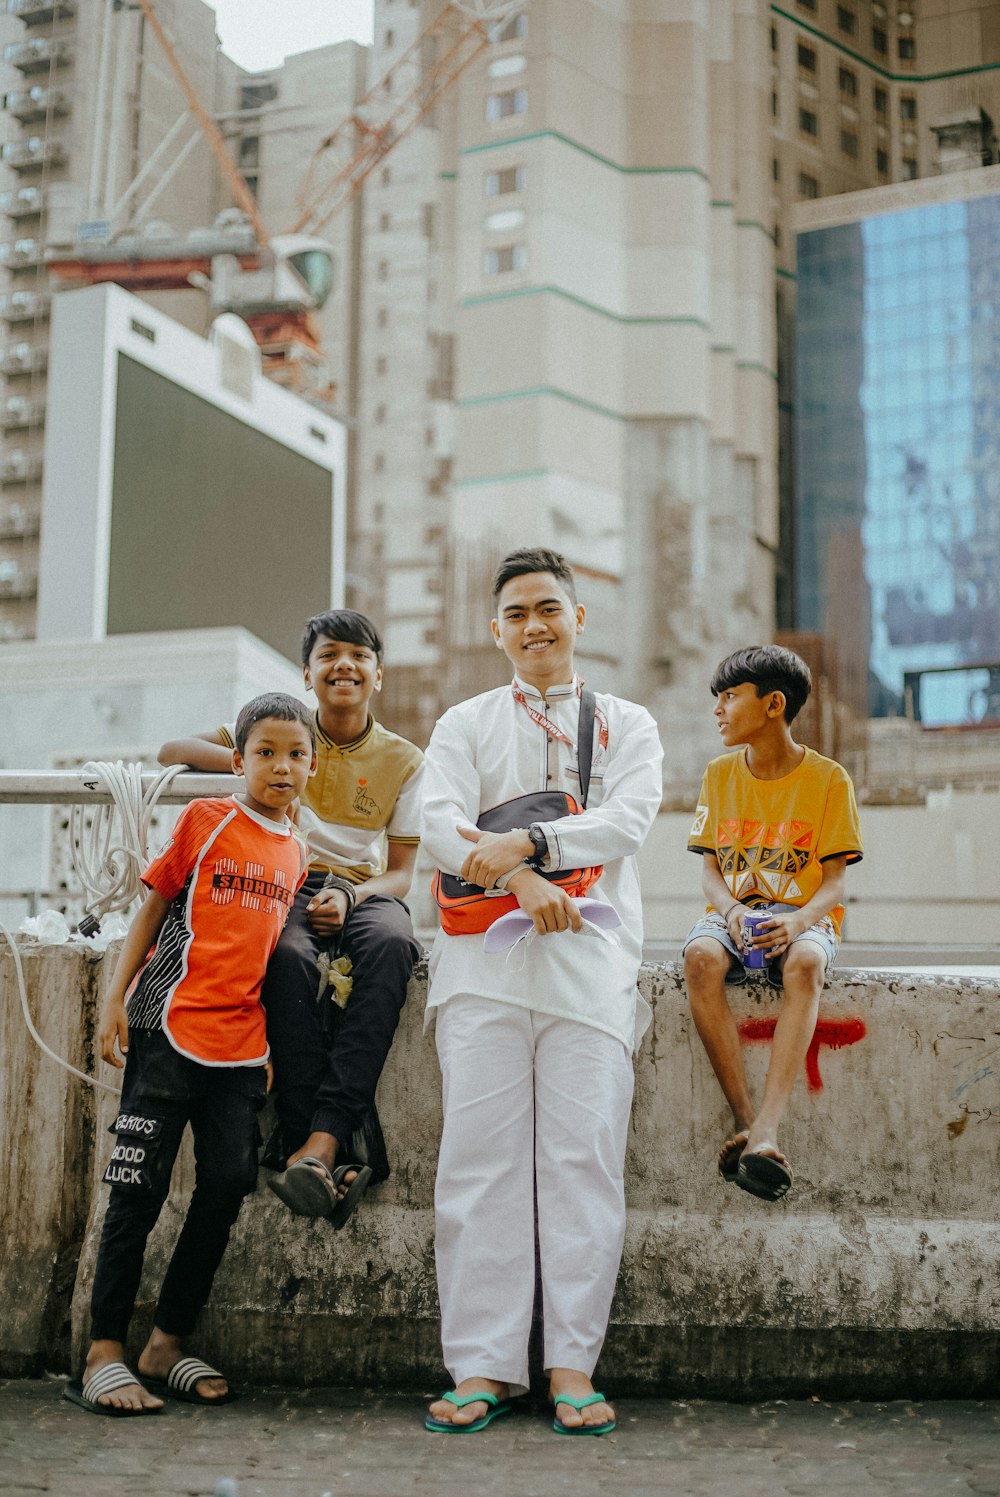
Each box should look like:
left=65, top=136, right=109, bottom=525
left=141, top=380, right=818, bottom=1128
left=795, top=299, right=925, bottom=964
left=724, top=905, right=746, bottom=952
left=753, top=911, right=809, bottom=957
left=99, top=1000, right=129, bottom=1068
left=508, top=868, right=583, bottom=936
left=457, top=825, right=531, bottom=888
left=306, top=887, right=350, bottom=935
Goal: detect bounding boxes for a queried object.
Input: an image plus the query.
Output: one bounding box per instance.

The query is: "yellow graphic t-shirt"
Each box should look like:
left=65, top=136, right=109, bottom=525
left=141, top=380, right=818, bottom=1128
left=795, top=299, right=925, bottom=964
left=687, top=747, right=863, bottom=937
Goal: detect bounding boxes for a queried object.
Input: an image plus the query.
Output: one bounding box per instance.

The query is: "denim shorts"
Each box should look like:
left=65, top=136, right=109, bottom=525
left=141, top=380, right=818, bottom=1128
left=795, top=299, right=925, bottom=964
left=682, top=901, right=839, bottom=989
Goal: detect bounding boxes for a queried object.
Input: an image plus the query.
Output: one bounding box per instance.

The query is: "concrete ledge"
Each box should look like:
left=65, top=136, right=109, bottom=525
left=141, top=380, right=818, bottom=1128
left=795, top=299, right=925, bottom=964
left=3, top=940, right=999, bottom=1394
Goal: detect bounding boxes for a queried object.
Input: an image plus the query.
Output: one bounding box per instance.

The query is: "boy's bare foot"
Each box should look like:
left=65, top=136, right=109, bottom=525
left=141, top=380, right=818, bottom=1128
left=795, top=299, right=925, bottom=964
left=83, top=1341, right=164, bottom=1412
left=549, top=1369, right=615, bottom=1430
left=286, top=1132, right=358, bottom=1198
left=743, top=1133, right=789, bottom=1166
left=427, top=1377, right=510, bottom=1427
left=137, top=1330, right=228, bottom=1401
left=718, top=1129, right=750, bottom=1180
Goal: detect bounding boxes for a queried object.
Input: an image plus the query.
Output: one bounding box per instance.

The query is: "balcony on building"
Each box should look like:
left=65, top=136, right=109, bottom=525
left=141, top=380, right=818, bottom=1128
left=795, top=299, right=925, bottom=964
left=6, top=0, right=77, bottom=24
left=0, top=501, right=40, bottom=537
left=0, top=185, right=44, bottom=219
left=1, top=137, right=66, bottom=173
left=0, top=237, right=45, bottom=269
left=3, top=36, right=72, bottom=72
left=1, top=396, right=45, bottom=431
left=0, top=449, right=43, bottom=484
left=0, top=561, right=37, bottom=600
left=5, top=85, right=69, bottom=122
left=0, top=289, right=50, bottom=323
left=0, top=341, right=47, bottom=375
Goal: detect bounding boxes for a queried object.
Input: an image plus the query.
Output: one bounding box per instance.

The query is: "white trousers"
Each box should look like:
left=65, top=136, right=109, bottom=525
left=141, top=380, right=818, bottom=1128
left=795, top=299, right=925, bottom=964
left=434, top=995, right=634, bottom=1396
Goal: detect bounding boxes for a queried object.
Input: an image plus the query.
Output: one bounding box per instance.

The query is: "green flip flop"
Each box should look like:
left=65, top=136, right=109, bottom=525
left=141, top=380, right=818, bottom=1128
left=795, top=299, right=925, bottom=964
left=424, top=1389, right=513, bottom=1434
left=552, top=1391, right=617, bottom=1436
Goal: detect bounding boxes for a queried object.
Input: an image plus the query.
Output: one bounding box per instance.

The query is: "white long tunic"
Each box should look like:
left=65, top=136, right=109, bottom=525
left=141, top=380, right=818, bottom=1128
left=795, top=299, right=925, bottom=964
left=420, top=675, right=663, bottom=1051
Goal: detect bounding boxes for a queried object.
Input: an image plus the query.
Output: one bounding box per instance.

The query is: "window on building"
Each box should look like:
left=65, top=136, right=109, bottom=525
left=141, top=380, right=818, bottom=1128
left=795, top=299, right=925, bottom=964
left=374, top=404, right=387, bottom=424
left=490, top=12, right=526, bottom=43
left=770, top=24, right=778, bottom=51
left=377, top=307, right=388, bottom=328
left=373, top=454, right=385, bottom=474
left=485, top=165, right=525, bottom=196
left=772, top=90, right=779, bottom=118
left=797, top=0, right=816, bottom=10
left=900, top=95, right=917, bottom=120
left=774, top=224, right=781, bottom=247
left=902, top=156, right=918, bottom=178
left=379, top=212, right=390, bottom=232
left=798, top=173, right=820, bottom=199
left=772, top=156, right=781, bottom=181
left=872, top=26, right=887, bottom=53
left=486, top=88, right=527, bottom=122
left=836, top=6, right=856, bottom=34
left=841, top=130, right=859, bottom=158
left=799, top=108, right=818, bottom=137
left=381, top=167, right=391, bottom=187
left=484, top=243, right=526, bottom=274
left=839, top=66, right=857, bottom=97
left=898, top=35, right=916, bottom=60
left=385, top=28, right=395, bottom=47
left=376, top=355, right=388, bottom=376
left=876, top=147, right=889, bottom=175
left=377, top=259, right=389, bottom=281
left=797, top=42, right=817, bottom=71
left=874, top=86, right=888, bottom=116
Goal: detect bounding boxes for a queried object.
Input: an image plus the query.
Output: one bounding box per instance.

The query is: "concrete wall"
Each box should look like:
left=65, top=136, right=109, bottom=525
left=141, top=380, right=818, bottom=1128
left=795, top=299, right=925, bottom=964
left=3, top=938, right=999, bottom=1397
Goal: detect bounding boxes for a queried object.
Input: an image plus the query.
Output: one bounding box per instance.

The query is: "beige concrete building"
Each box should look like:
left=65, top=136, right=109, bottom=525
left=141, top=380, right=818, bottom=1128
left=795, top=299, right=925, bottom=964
left=1, top=0, right=998, bottom=790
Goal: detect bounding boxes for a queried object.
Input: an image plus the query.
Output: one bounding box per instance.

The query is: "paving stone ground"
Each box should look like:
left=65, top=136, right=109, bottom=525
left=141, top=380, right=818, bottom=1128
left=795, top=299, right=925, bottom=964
left=3, top=1380, right=999, bottom=1497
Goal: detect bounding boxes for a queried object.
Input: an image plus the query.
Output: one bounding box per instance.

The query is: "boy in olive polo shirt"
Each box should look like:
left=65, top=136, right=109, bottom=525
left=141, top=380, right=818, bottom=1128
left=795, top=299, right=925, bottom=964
left=158, top=610, right=423, bottom=1224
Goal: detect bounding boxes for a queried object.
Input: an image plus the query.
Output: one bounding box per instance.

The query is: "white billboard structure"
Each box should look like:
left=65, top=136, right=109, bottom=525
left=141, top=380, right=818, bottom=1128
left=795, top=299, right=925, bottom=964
left=37, top=283, right=346, bottom=663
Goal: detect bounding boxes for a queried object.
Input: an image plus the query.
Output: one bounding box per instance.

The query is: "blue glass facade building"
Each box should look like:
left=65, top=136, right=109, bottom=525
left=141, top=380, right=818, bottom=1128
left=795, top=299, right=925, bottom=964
left=796, top=192, right=1000, bottom=727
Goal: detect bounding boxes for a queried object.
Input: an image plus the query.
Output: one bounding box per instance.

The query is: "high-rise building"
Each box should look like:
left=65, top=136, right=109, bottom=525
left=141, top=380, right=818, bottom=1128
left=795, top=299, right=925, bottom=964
left=2, top=0, right=998, bottom=792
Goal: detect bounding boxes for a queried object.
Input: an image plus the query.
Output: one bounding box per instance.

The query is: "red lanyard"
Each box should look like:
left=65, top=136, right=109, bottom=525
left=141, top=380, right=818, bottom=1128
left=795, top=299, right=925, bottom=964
left=510, top=679, right=581, bottom=748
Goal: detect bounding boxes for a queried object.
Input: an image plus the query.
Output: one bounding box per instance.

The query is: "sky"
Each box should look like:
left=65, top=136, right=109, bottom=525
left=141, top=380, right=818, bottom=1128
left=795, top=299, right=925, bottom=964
left=209, top=0, right=374, bottom=73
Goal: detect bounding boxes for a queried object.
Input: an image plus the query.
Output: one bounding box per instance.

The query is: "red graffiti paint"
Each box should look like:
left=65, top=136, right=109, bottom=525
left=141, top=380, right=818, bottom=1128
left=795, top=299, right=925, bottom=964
left=737, top=1015, right=867, bottom=1092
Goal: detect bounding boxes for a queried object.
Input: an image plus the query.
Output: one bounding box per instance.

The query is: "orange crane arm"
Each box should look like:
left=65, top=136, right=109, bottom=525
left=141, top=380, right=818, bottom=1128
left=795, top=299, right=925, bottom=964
left=289, top=4, right=490, bottom=236
left=134, top=0, right=269, bottom=246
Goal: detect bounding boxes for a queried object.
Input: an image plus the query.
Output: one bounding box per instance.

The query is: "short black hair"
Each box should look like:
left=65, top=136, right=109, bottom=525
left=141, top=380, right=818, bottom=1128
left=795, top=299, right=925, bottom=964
left=234, top=693, right=316, bottom=755
left=492, top=547, right=577, bottom=605
left=710, top=645, right=812, bottom=724
left=300, top=609, right=383, bottom=667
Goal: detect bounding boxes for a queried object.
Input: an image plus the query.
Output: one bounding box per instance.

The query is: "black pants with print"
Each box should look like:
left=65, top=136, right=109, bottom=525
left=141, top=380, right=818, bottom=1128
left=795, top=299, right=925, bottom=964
left=260, top=872, right=421, bottom=1160
left=89, top=1027, right=265, bottom=1344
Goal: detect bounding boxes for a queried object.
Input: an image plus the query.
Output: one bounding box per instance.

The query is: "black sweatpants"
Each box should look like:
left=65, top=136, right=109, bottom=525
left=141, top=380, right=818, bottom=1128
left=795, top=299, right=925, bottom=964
left=260, top=872, right=421, bottom=1154
left=90, top=1027, right=265, bottom=1344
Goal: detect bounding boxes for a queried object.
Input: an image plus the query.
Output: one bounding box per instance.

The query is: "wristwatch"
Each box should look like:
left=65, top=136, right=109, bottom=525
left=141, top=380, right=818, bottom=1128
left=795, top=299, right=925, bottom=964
left=526, top=823, right=549, bottom=869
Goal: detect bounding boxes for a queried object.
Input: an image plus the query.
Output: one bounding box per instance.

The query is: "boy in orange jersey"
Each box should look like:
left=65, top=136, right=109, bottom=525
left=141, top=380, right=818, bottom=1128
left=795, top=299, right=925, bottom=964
left=65, top=693, right=314, bottom=1417
left=683, top=646, right=863, bottom=1202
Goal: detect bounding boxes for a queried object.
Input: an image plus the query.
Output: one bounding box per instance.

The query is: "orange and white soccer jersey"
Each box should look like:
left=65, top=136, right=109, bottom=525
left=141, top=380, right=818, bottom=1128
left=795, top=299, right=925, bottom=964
left=687, top=747, right=863, bottom=937
left=125, top=796, right=308, bottom=1066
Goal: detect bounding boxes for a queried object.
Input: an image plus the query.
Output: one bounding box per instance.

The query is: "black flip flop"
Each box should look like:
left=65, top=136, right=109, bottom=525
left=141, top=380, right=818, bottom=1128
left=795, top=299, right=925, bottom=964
left=329, top=1163, right=373, bottom=1229
left=735, top=1151, right=792, bottom=1201
left=267, top=1155, right=340, bottom=1217
left=140, top=1356, right=237, bottom=1406
left=63, top=1362, right=164, bottom=1417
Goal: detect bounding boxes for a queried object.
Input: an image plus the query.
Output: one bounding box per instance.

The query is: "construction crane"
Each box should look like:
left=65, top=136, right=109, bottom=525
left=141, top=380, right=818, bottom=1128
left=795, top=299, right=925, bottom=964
left=45, top=0, right=525, bottom=400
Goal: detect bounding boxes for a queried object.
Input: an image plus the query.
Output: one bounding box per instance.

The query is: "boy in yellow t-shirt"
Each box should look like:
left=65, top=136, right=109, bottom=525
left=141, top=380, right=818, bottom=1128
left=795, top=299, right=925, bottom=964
left=683, top=645, right=863, bottom=1202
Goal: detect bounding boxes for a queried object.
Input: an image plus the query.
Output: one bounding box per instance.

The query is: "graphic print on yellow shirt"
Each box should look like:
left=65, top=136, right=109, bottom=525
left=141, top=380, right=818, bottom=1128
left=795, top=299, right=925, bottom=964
left=687, top=747, right=863, bottom=937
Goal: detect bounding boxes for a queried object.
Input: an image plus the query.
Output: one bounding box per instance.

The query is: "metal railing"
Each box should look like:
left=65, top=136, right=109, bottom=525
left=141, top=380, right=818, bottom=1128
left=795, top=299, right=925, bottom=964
left=0, top=770, right=242, bottom=804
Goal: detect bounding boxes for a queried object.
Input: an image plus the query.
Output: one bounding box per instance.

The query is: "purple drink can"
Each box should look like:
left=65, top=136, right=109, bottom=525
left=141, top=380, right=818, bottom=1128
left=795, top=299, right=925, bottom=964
left=741, top=910, right=772, bottom=968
